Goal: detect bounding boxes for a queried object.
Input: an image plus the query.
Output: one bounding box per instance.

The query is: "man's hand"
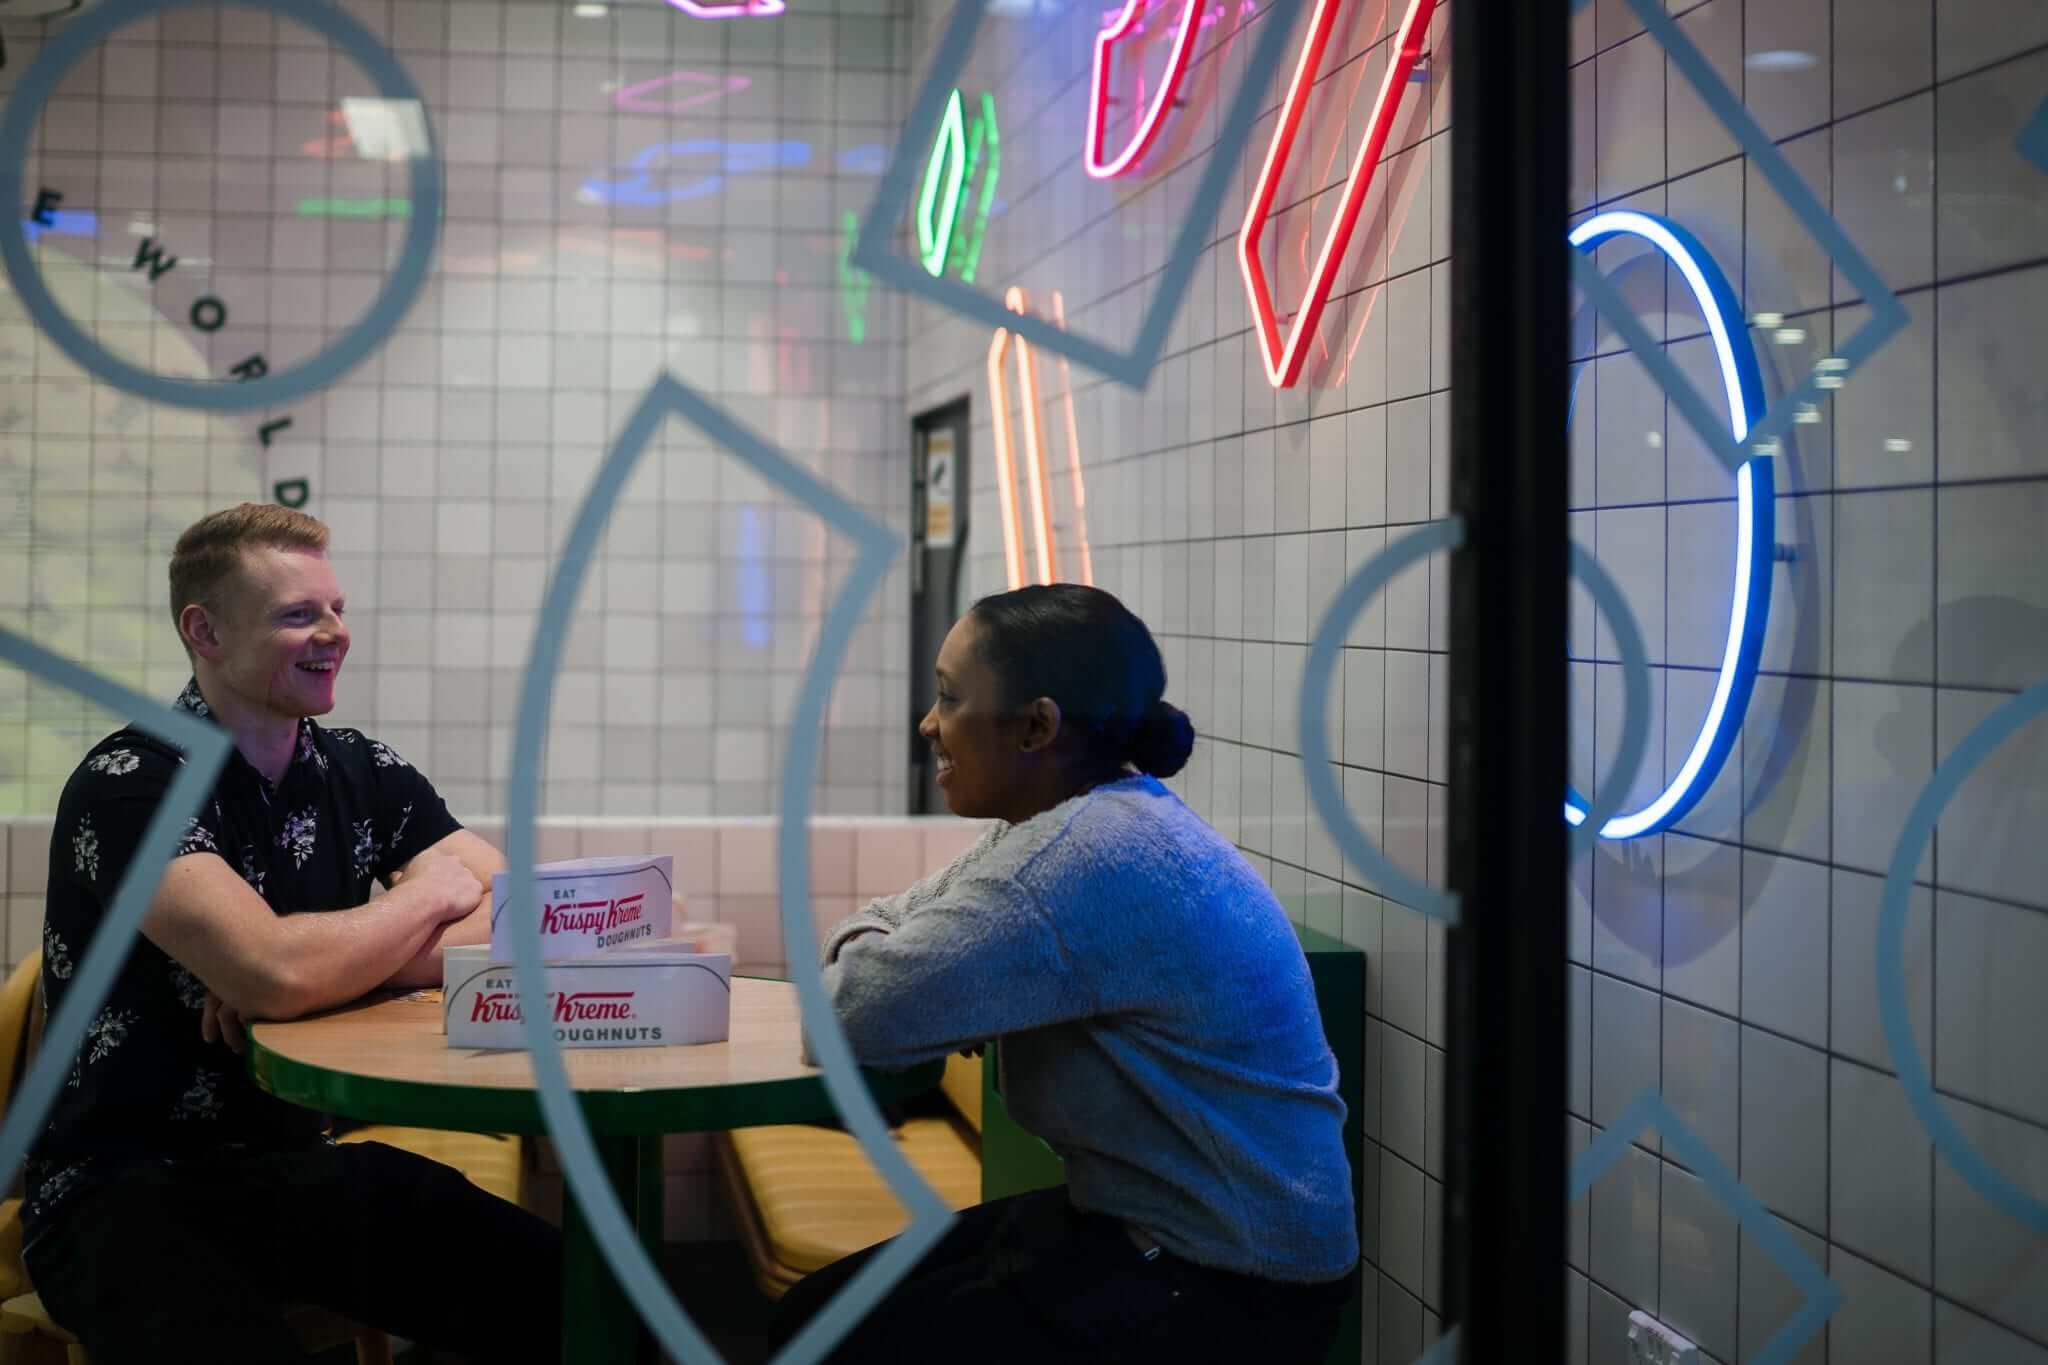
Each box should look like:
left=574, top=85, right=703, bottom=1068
left=390, top=850, right=485, bottom=925
left=201, top=991, right=248, bottom=1055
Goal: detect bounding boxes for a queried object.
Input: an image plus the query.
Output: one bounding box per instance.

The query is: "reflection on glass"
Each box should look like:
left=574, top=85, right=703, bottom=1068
left=610, top=71, right=751, bottom=115
left=840, top=212, right=873, bottom=344
left=579, top=140, right=812, bottom=207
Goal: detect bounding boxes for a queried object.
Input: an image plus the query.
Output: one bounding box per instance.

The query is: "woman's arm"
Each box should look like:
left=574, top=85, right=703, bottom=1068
left=820, top=892, right=907, bottom=964
left=821, top=824, right=1007, bottom=964
left=823, top=874, right=1098, bottom=1067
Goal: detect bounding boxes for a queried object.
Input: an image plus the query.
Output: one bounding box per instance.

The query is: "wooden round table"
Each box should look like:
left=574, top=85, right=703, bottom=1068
left=248, top=976, right=941, bottom=1365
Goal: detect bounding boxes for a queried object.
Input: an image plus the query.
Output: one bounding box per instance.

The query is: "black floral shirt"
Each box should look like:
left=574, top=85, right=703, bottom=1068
left=23, top=680, right=462, bottom=1245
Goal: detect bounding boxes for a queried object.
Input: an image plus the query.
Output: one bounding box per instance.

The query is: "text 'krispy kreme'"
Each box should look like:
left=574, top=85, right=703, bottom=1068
left=490, top=854, right=674, bottom=961
left=465, top=989, right=641, bottom=1024
left=553, top=990, right=634, bottom=1022
left=540, top=892, right=645, bottom=937
left=470, top=991, right=521, bottom=1023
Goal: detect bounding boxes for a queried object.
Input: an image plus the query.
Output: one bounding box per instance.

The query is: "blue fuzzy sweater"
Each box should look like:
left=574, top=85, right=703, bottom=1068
left=822, top=775, right=1358, bottom=1283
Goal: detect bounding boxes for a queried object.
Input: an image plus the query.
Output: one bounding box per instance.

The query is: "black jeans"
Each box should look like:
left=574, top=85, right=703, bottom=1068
left=24, top=1140, right=561, bottom=1365
left=772, top=1189, right=1351, bottom=1364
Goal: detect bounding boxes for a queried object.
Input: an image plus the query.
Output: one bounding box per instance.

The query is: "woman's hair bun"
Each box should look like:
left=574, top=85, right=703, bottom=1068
left=1129, top=699, right=1195, bottom=779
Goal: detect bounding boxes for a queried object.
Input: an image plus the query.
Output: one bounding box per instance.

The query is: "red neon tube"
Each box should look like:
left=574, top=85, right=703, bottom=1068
left=1238, top=0, right=1435, bottom=388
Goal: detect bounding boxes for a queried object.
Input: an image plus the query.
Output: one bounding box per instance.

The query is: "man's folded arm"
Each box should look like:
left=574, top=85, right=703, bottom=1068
left=379, top=828, right=505, bottom=989
left=143, top=851, right=478, bottom=1019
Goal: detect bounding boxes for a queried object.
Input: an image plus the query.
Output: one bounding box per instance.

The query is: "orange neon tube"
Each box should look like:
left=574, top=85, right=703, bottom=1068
left=985, top=306, right=1029, bottom=590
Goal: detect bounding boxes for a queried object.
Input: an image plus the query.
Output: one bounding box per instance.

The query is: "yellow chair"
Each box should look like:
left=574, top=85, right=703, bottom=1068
left=715, top=1053, right=986, bottom=1300
left=0, top=950, right=508, bottom=1365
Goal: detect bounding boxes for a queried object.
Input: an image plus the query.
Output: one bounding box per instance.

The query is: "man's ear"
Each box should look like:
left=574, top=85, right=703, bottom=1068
left=1018, top=697, right=1063, bottom=755
left=179, top=603, right=224, bottom=661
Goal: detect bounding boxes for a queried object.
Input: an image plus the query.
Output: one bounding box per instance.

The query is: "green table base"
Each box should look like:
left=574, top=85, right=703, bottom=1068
left=247, top=1016, right=942, bottom=1365
left=561, top=1136, right=646, bottom=1365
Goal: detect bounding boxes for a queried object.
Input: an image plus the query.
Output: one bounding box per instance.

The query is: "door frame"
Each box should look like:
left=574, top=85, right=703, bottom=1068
left=908, top=396, right=971, bottom=814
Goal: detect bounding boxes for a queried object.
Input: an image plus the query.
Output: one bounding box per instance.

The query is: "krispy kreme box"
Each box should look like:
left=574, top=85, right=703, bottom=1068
left=442, top=940, right=732, bottom=1050
left=489, top=855, right=673, bottom=961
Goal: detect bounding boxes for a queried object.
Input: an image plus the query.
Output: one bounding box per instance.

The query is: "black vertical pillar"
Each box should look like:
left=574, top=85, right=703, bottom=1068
left=1442, top=0, right=1570, bottom=1357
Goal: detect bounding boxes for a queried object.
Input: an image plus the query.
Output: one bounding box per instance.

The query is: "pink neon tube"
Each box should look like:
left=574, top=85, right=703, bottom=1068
left=663, top=0, right=784, bottom=17
left=612, top=72, right=750, bottom=115
left=1084, top=0, right=1203, bottom=179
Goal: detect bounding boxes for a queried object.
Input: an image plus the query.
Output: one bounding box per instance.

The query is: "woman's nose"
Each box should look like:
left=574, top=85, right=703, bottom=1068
left=918, top=706, right=939, bottom=739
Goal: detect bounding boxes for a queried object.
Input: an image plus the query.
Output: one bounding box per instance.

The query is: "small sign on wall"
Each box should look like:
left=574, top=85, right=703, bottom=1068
left=925, top=429, right=957, bottom=549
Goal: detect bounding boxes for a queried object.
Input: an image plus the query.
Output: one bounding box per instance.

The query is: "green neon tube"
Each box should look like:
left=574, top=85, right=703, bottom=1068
left=915, top=89, right=969, bottom=277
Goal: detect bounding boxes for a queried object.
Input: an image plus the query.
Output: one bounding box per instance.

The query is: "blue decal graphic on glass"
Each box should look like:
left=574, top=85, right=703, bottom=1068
left=0, top=0, right=443, bottom=413
left=1878, top=679, right=2048, bottom=1233
left=1571, top=1089, right=1843, bottom=1364
left=502, top=374, right=946, bottom=1365
left=1300, top=525, right=1653, bottom=925
left=22, top=209, right=94, bottom=243
left=851, top=0, right=1305, bottom=390
left=0, top=632, right=232, bottom=1194
left=2020, top=96, right=2048, bottom=175
left=1562, top=212, right=1773, bottom=840
left=579, top=138, right=812, bottom=207
left=735, top=503, right=772, bottom=649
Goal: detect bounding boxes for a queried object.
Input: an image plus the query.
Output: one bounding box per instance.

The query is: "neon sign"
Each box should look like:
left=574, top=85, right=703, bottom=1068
left=296, top=196, right=410, bottom=219
left=300, top=109, right=352, bottom=159
left=986, top=288, right=1091, bottom=589
left=1239, top=0, right=1435, bottom=388
left=579, top=139, right=810, bottom=206
left=838, top=144, right=889, bottom=176
left=610, top=71, right=749, bottom=115
left=1085, top=0, right=1202, bottom=178
left=917, top=92, right=969, bottom=277
left=954, top=97, right=1000, bottom=281
left=1562, top=210, right=1774, bottom=839
left=839, top=212, right=872, bottom=344
left=986, top=287, right=1045, bottom=588
left=663, top=0, right=784, bottom=16
left=915, top=90, right=999, bottom=282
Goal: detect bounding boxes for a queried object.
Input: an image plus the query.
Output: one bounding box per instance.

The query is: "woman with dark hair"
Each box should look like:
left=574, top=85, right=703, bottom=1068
left=774, top=584, right=1357, bottom=1363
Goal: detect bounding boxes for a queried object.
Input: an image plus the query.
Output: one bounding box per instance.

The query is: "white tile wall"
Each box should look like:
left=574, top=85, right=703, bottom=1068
left=899, top=0, right=2047, bottom=1357
left=0, top=0, right=915, bottom=820
left=1, top=0, right=2043, bottom=1350
left=0, top=812, right=980, bottom=980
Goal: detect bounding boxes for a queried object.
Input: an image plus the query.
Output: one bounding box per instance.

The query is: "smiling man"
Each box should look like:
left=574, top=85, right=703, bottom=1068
left=23, top=504, right=559, bottom=1365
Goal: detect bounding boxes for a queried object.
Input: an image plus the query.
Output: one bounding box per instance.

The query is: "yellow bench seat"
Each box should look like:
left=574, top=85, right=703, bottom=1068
left=716, top=1055, right=984, bottom=1299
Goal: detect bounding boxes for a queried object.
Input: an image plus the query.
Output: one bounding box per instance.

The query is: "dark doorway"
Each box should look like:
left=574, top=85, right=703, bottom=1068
left=908, top=397, right=970, bottom=814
